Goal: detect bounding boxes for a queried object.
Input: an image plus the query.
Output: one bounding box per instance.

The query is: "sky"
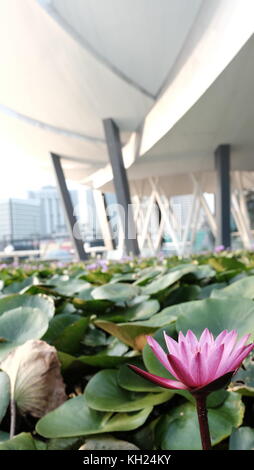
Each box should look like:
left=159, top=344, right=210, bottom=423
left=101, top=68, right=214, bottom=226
left=0, top=138, right=83, bottom=197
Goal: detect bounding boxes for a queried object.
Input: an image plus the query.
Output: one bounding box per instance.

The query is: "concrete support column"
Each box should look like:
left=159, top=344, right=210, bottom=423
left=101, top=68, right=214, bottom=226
left=215, top=144, right=231, bottom=248
left=103, top=118, right=139, bottom=255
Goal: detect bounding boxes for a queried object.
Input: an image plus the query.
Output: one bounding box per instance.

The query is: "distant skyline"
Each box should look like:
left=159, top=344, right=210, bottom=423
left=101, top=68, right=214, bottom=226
left=0, top=138, right=214, bottom=222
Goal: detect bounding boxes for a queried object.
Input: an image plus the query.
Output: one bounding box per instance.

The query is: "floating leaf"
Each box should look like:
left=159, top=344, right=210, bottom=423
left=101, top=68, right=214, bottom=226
left=176, top=298, right=254, bottom=338
left=118, top=361, right=165, bottom=392
left=92, top=283, right=140, bottom=302
left=101, top=299, right=160, bottom=323
left=229, top=427, right=254, bottom=450
left=164, top=284, right=201, bottom=306
left=110, top=273, right=136, bottom=283
left=95, top=302, right=180, bottom=349
left=211, top=276, right=254, bottom=299
left=47, top=436, right=83, bottom=450
left=42, top=313, right=82, bottom=344
left=0, top=307, right=49, bottom=360
left=79, top=436, right=139, bottom=450
left=229, top=355, right=254, bottom=395
left=58, top=350, right=130, bottom=372
left=47, top=278, right=91, bottom=296
left=134, top=269, right=162, bottom=286
left=95, top=320, right=158, bottom=349
left=36, top=395, right=152, bottom=438
left=142, top=266, right=197, bottom=296
left=72, top=298, right=112, bottom=315
left=0, top=294, right=54, bottom=319
left=155, top=392, right=244, bottom=450
left=85, top=369, right=173, bottom=412
left=0, top=433, right=43, bottom=450
left=53, top=317, right=89, bottom=355
left=198, top=283, right=226, bottom=299
left=3, top=276, right=39, bottom=294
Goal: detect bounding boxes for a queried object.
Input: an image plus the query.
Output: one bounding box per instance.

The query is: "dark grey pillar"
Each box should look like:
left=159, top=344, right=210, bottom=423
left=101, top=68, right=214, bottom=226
left=215, top=144, right=231, bottom=248
left=103, top=119, right=139, bottom=255
left=51, top=153, right=88, bottom=260
left=103, top=193, right=117, bottom=250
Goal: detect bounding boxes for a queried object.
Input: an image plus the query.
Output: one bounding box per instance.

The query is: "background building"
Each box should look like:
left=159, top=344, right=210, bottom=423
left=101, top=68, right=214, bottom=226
left=0, top=199, right=40, bottom=248
left=28, top=186, right=78, bottom=237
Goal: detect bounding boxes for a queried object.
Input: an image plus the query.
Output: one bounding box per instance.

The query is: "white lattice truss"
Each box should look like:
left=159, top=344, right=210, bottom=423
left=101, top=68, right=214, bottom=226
left=94, top=171, right=253, bottom=257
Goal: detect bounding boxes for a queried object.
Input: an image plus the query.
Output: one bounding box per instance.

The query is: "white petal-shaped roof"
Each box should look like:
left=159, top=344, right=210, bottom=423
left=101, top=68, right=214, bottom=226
left=0, top=0, right=254, bottom=190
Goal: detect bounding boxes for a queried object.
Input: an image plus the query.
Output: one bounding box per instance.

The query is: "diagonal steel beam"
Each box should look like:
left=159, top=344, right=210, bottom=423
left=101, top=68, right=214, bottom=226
left=51, top=153, right=88, bottom=260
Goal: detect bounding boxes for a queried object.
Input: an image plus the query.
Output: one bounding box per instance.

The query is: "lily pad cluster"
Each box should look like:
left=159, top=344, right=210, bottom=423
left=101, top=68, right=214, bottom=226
left=0, top=251, right=254, bottom=449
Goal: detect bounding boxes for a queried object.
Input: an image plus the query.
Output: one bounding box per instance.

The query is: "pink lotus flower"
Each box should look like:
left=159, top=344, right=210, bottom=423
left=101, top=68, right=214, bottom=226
left=129, top=328, right=254, bottom=393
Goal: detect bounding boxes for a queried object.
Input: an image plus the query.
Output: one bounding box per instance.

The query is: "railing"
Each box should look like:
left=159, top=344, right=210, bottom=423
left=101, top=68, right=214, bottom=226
left=0, top=250, right=41, bottom=264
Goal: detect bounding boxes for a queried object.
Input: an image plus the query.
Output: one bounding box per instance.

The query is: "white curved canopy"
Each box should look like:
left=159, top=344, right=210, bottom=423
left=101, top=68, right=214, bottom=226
left=0, top=0, right=254, bottom=189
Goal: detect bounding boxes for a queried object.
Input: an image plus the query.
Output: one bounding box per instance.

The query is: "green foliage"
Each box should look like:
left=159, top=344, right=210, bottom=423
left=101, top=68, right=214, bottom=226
left=36, top=395, right=152, bottom=438
left=155, top=392, right=244, bottom=450
left=0, top=251, right=253, bottom=449
left=85, top=369, right=173, bottom=412
left=229, top=426, right=254, bottom=450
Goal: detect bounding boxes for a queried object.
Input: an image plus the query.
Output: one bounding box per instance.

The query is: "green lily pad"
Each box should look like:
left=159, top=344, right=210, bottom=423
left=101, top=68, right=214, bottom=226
left=176, top=298, right=254, bottom=338
left=80, top=271, right=111, bottom=285
left=211, top=276, right=254, bottom=299
left=118, top=361, right=165, bottom=392
left=72, top=298, right=112, bottom=314
left=123, top=299, right=160, bottom=321
left=92, top=283, right=140, bottom=302
left=82, top=327, right=108, bottom=347
left=80, top=436, right=139, bottom=450
left=47, top=278, right=91, bottom=296
left=198, top=283, right=226, bottom=299
left=58, top=351, right=130, bottom=372
left=229, top=355, right=254, bottom=395
left=55, top=301, right=76, bottom=315
left=95, top=320, right=158, bottom=349
left=229, top=426, right=254, bottom=450
left=155, top=392, right=244, bottom=450
left=134, top=269, right=162, bottom=286
left=110, top=273, right=136, bottom=283
left=95, top=302, right=181, bottom=349
left=42, top=313, right=82, bottom=344
left=46, top=436, right=83, bottom=450
left=53, top=317, right=89, bottom=355
left=0, top=294, right=55, bottom=319
left=102, top=299, right=160, bottom=323
left=142, top=266, right=195, bottom=296
left=85, top=369, right=173, bottom=412
left=36, top=395, right=152, bottom=438
left=3, top=276, right=39, bottom=294
left=0, top=306, right=49, bottom=359
left=191, top=265, right=216, bottom=280
left=164, top=284, right=201, bottom=306
left=0, top=433, right=42, bottom=450
left=75, top=286, right=94, bottom=300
